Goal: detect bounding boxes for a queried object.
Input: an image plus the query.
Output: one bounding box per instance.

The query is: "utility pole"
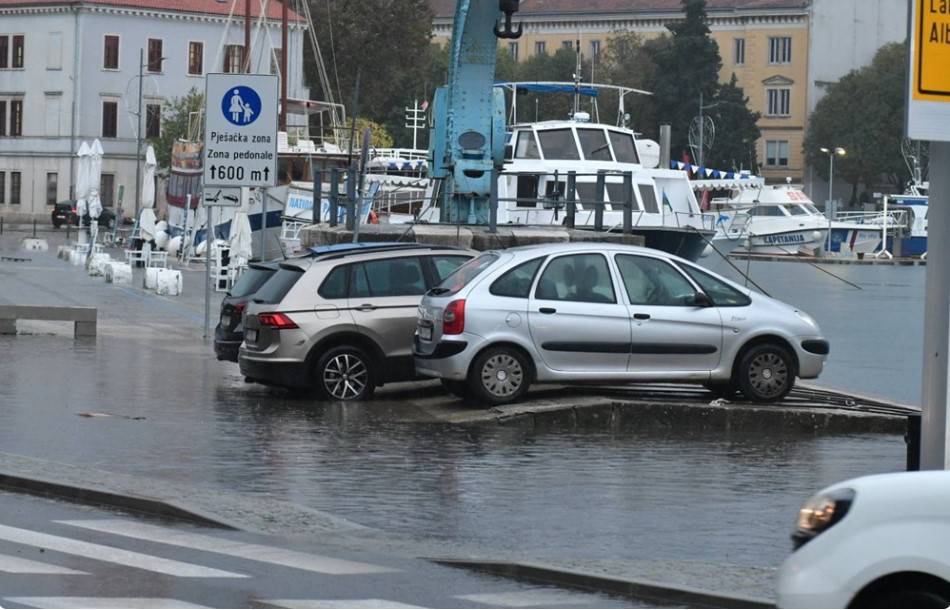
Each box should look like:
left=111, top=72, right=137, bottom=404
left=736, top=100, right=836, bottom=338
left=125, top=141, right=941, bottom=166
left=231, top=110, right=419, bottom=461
left=134, top=48, right=144, bottom=222
left=404, top=100, right=426, bottom=150
left=280, top=0, right=288, bottom=131
left=698, top=92, right=704, bottom=168
left=244, top=0, right=251, bottom=72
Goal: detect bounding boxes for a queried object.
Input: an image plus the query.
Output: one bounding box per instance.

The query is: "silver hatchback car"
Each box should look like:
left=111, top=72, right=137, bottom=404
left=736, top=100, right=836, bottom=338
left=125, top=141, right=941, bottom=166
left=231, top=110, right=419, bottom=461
left=414, top=242, right=829, bottom=405
left=240, top=243, right=473, bottom=401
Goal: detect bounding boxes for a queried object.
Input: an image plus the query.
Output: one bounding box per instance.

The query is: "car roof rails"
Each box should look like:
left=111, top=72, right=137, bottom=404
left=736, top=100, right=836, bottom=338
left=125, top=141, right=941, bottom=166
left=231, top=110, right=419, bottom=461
left=311, top=242, right=464, bottom=261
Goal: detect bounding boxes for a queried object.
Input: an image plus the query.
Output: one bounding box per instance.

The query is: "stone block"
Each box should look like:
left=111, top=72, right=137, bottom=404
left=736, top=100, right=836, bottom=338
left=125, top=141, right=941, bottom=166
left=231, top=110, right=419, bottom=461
left=20, top=238, right=49, bottom=252
left=74, top=320, right=97, bottom=338
left=0, top=319, right=16, bottom=335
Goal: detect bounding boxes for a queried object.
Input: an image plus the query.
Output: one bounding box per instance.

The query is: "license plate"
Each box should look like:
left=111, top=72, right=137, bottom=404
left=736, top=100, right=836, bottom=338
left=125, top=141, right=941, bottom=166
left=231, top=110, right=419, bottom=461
left=419, top=326, right=432, bottom=341
left=220, top=315, right=231, bottom=327
left=246, top=329, right=258, bottom=343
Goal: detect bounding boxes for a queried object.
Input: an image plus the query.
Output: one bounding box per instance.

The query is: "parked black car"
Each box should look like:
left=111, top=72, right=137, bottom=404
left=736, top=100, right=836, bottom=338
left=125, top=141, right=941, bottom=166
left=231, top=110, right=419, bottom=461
left=51, top=200, right=118, bottom=230
left=214, top=261, right=281, bottom=362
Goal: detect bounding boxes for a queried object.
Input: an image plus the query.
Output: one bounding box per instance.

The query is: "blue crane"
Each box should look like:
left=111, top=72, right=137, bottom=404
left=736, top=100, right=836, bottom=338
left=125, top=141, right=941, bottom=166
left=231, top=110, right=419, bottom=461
left=429, top=0, right=522, bottom=224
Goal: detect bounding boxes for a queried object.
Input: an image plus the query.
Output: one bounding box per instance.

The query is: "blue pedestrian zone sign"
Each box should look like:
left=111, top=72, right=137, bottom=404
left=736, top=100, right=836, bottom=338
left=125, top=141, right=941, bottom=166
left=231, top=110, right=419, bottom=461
left=222, top=86, right=261, bottom=126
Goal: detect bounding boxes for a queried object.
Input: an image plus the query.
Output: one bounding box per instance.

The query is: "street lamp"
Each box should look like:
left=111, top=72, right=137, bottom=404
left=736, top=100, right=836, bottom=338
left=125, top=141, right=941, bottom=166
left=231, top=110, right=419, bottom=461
left=134, top=49, right=167, bottom=225
left=820, top=146, right=847, bottom=252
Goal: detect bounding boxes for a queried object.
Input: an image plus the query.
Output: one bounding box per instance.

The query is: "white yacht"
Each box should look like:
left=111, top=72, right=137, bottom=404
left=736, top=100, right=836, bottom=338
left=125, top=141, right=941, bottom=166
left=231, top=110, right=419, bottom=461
left=707, top=183, right=830, bottom=256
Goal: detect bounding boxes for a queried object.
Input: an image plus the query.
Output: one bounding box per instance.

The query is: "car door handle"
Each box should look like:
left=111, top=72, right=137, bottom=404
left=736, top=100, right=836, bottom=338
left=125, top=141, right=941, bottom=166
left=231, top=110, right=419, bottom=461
left=539, top=307, right=557, bottom=315
left=633, top=313, right=651, bottom=320
left=355, top=304, right=377, bottom=312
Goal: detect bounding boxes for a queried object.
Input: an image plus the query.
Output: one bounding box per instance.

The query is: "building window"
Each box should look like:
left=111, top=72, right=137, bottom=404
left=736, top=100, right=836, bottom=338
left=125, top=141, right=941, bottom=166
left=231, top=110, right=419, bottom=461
left=590, top=40, right=601, bottom=58
left=270, top=48, right=282, bottom=75
left=734, top=38, right=745, bottom=65
left=100, top=174, right=115, bottom=208
left=0, top=101, right=6, bottom=136
left=188, top=41, right=203, bottom=75
left=769, top=36, right=792, bottom=64
left=9, top=99, right=22, bottom=136
left=765, top=140, right=789, bottom=167
left=535, top=41, right=546, bottom=56
left=562, top=40, right=574, bottom=51
left=145, top=103, right=161, bottom=138
left=103, top=35, right=119, bottom=70
left=102, top=100, right=118, bottom=138
left=11, top=35, right=23, bottom=68
left=223, top=44, right=243, bottom=73
left=508, top=41, right=519, bottom=61
left=766, top=88, right=791, bottom=116
left=0, top=172, right=4, bottom=203
left=10, top=172, right=21, bottom=204
left=46, top=173, right=58, bottom=206
left=147, top=38, right=162, bottom=72
left=0, top=36, right=7, bottom=69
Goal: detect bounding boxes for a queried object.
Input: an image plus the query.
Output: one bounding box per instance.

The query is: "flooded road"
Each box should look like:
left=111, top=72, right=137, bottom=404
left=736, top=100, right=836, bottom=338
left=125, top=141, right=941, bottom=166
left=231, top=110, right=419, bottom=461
left=0, top=235, right=912, bottom=578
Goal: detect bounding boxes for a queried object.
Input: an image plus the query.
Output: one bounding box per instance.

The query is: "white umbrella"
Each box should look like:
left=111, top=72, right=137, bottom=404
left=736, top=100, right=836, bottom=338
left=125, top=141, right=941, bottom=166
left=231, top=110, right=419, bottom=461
left=75, top=142, right=91, bottom=218
left=86, top=139, right=104, bottom=244
left=229, top=190, right=253, bottom=268
left=139, top=145, right=157, bottom=240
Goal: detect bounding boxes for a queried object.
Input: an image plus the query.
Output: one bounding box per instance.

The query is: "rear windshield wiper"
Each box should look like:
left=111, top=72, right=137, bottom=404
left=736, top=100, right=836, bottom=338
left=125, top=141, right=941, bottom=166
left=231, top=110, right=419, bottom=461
left=427, top=287, right=451, bottom=296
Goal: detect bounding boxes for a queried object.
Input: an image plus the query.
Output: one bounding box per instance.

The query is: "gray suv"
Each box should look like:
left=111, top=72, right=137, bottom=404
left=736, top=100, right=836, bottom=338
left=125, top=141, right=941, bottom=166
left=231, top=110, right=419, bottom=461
left=414, top=243, right=829, bottom=405
left=239, top=244, right=473, bottom=400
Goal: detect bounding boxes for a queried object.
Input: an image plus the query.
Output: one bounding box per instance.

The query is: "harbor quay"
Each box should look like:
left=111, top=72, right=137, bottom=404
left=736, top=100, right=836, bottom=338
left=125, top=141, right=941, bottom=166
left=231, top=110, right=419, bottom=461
left=0, top=227, right=918, bottom=607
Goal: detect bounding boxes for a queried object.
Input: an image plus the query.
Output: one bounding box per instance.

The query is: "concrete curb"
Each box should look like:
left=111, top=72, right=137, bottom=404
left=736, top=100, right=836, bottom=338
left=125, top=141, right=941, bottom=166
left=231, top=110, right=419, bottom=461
left=430, top=558, right=775, bottom=608
left=0, top=471, right=240, bottom=530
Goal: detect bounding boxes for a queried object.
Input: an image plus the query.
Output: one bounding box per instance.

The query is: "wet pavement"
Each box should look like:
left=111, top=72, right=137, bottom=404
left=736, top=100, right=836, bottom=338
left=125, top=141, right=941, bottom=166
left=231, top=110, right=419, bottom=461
left=0, top=230, right=911, bottom=601
left=0, top=490, right=642, bottom=608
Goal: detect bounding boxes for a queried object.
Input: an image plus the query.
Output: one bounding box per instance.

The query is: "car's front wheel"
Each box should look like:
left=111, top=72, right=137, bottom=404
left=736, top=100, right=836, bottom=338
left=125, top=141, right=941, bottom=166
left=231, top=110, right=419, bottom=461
left=735, top=343, right=795, bottom=402
left=315, top=346, right=375, bottom=402
left=468, top=346, right=530, bottom=406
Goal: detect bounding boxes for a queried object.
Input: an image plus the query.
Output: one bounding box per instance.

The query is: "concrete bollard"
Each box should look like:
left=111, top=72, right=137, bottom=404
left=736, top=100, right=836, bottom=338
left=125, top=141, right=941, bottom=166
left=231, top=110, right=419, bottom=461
left=155, top=268, right=183, bottom=296
left=21, top=238, right=49, bottom=252
left=57, top=246, right=71, bottom=260
left=144, top=266, right=161, bottom=290
left=105, top=262, right=133, bottom=285
left=88, top=253, right=112, bottom=277
left=69, top=250, right=85, bottom=266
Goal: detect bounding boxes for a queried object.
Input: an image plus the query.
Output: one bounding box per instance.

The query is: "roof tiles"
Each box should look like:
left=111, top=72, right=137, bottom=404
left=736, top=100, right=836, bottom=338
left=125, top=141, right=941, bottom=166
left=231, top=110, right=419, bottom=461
left=430, top=0, right=809, bottom=18
left=0, top=0, right=304, bottom=21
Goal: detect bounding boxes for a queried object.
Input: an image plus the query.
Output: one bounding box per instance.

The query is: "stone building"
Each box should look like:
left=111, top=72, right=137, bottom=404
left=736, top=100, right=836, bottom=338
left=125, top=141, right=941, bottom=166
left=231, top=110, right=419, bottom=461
left=0, top=0, right=308, bottom=221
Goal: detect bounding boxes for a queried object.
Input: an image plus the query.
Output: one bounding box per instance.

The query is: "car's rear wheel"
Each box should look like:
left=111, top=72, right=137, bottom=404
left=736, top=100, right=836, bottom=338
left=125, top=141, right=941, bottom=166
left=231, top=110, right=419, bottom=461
left=735, top=343, right=795, bottom=402
left=873, top=589, right=950, bottom=608
left=441, top=378, right=470, bottom=399
left=468, top=346, right=530, bottom=406
left=315, top=345, right=375, bottom=402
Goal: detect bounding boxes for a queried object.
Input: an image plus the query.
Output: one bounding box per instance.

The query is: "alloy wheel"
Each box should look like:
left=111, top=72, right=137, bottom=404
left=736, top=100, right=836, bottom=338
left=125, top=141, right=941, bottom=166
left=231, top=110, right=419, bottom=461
left=746, top=352, right=789, bottom=399
left=480, top=353, right=524, bottom=398
left=323, top=353, right=368, bottom=400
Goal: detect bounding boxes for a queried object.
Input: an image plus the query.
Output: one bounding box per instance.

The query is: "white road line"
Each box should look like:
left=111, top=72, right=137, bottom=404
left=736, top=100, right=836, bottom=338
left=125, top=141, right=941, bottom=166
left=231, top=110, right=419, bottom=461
left=259, top=600, right=424, bottom=609
left=0, top=524, right=245, bottom=579
left=59, top=519, right=396, bottom=575
left=0, top=552, right=87, bottom=575
left=455, top=589, right=610, bottom=607
left=3, top=598, right=210, bottom=609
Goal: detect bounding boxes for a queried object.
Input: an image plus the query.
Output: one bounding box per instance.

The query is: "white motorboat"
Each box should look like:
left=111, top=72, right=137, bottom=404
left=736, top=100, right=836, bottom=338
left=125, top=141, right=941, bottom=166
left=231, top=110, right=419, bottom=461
left=706, top=183, right=830, bottom=256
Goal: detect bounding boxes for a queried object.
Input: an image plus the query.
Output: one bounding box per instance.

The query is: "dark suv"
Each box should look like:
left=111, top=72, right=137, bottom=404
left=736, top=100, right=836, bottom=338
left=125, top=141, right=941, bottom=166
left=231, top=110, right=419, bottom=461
left=51, top=200, right=117, bottom=230
left=215, top=261, right=281, bottom=362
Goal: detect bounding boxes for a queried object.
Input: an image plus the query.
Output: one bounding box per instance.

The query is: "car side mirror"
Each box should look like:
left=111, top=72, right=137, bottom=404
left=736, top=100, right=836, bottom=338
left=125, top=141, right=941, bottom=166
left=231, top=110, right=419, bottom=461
left=691, top=292, right=713, bottom=308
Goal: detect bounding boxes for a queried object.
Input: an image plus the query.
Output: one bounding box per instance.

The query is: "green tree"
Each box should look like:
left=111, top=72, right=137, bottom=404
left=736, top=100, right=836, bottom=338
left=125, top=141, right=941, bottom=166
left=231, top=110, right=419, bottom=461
left=148, top=88, right=204, bottom=171
left=306, top=0, right=435, bottom=147
left=651, top=0, right=721, bottom=162
left=804, top=42, right=910, bottom=201
left=706, top=74, right=761, bottom=171
left=600, top=32, right=659, bottom=138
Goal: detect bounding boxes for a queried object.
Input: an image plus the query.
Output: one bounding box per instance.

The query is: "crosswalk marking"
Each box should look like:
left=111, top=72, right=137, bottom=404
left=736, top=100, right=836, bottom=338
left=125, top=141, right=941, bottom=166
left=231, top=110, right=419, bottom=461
left=259, top=601, right=424, bottom=609
left=0, top=524, right=246, bottom=579
left=59, top=519, right=396, bottom=575
left=3, top=598, right=210, bottom=609
left=455, top=589, right=612, bottom=607
left=0, top=552, right=87, bottom=575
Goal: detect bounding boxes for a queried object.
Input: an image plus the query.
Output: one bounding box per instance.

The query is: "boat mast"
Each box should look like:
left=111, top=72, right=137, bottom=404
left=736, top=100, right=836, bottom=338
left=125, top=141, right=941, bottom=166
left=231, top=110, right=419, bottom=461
left=280, top=0, right=288, bottom=131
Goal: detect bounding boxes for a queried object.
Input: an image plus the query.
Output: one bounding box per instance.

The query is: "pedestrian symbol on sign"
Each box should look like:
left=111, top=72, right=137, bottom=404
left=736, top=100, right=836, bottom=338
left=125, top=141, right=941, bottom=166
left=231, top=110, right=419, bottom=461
left=221, top=85, right=261, bottom=126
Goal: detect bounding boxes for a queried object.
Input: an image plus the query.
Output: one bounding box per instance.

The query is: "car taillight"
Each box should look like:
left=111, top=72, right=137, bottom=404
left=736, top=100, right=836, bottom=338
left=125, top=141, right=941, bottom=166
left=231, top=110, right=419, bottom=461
left=233, top=302, right=246, bottom=315
left=258, top=312, right=298, bottom=329
left=442, top=299, right=465, bottom=335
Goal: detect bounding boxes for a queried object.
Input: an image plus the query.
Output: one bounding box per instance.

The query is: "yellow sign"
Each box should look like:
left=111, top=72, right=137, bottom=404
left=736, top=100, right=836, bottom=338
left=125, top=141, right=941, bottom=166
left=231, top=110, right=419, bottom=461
left=914, top=0, right=950, bottom=101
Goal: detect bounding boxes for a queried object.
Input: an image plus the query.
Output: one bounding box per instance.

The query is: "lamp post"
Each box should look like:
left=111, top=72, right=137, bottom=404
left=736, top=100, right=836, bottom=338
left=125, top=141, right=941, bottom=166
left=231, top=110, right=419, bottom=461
left=133, top=50, right=166, bottom=225
left=820, top=146, right=847, bottom=252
